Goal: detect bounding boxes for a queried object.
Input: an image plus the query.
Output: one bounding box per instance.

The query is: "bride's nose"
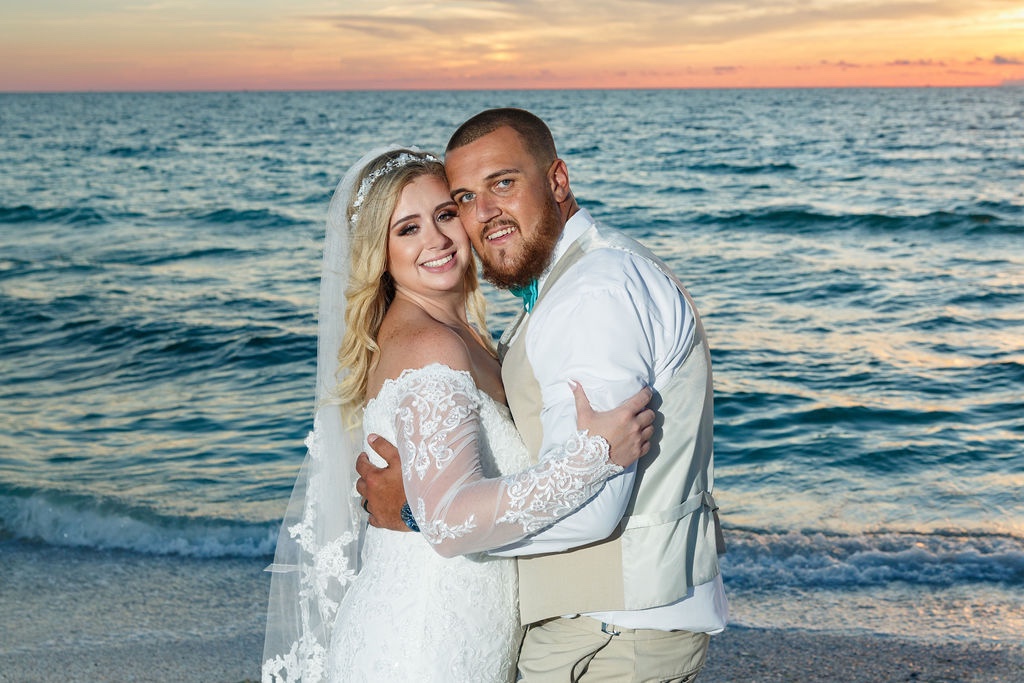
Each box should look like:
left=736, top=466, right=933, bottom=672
left=426, top=222, right=454, bottom=248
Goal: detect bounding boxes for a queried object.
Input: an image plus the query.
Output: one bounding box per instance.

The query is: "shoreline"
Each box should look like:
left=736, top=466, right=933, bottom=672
left=3, top=626, right=1021, bottom=683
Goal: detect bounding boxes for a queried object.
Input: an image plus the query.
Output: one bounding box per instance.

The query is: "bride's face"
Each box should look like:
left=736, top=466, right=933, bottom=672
left=385, top=173, right=472, bottom=298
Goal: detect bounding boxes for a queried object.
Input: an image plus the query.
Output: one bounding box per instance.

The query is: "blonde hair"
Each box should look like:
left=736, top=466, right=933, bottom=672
left=335, top=149, right=491, bottom=425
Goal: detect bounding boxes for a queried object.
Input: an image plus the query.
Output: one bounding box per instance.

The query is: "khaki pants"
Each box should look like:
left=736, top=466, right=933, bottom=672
left=517, top=616, right=710, bottom=683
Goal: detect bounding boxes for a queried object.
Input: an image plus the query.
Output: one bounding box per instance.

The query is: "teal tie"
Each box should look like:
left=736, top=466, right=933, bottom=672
left=509, top=279, right=539, bottom=312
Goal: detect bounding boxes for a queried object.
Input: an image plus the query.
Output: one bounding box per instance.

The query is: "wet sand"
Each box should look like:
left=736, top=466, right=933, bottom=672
left=4, top=624, right=1022, bottom=683
left=2, top=543, right=1020, bottom=682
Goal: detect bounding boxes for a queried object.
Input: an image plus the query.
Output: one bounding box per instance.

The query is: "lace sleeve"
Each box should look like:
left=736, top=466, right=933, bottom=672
left=393, top=368, right=623, bottom=557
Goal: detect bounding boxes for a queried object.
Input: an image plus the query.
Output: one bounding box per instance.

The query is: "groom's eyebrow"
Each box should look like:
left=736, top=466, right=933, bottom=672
left=450, top=168, right=520, bottom=197
left=486, top=167, right=520, bottom=181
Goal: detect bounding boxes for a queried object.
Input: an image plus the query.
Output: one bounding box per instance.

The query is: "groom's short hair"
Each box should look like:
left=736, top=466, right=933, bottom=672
left=446, top=108, right=557, bottom=167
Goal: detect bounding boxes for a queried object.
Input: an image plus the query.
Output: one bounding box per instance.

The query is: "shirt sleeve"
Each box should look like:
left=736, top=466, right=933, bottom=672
left=392, top=367, right=624, bottom=558
left=493, top=253, right=694, bottom=556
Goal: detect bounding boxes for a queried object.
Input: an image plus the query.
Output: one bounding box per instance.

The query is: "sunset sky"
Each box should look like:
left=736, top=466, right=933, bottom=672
left=2, top=0, right=1023, bottom=91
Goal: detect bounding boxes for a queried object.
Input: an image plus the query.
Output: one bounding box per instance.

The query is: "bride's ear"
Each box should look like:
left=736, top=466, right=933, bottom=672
left=548, top=158, right=571, bottom=202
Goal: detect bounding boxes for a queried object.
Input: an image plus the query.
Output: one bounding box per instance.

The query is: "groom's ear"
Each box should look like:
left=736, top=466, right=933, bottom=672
left=548, top=158, right=571, bottom=202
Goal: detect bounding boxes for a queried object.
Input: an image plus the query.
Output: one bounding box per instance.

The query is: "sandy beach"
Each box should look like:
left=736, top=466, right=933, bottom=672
left=702, top=628, right=1024, bottom=683
left=4, top=622, right=1022, bottom=682
left=3, top=543, right=1021, bottom=683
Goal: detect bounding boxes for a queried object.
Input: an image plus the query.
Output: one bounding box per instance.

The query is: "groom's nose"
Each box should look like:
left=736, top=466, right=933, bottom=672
left=472, top=192, right=501, bottom=224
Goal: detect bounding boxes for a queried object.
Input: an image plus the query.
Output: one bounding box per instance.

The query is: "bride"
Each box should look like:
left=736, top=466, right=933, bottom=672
left=262, top=147, right=654, bottom=682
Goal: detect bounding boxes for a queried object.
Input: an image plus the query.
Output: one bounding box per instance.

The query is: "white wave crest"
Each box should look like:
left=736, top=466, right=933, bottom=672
left=0, top=493, right=277, bottom=558
left=721, top=528, right=1024, bottom=589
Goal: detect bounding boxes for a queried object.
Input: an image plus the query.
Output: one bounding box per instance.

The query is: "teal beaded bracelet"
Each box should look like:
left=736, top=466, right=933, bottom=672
left=400, top=502, right=420, bottom=532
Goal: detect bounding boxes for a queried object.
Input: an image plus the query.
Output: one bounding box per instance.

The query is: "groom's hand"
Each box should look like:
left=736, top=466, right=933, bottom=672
left=355, top=434, right=409, bottom=531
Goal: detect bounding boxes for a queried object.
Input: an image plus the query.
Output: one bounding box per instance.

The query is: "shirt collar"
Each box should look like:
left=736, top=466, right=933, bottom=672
left=537, top=207, right=594, bottom=292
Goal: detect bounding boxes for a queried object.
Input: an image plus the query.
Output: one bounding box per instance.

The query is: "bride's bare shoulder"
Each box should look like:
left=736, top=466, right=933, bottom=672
left=374, top=306, right=472, bottom=380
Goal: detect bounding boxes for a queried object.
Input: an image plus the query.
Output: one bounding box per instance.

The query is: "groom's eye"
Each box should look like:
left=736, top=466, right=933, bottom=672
left=456, top=192, right=475, bottom=204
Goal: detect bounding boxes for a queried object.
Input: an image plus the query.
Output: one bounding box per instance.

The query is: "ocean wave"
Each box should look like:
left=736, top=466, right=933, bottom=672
left=975, top=199, right=1024, bottom=216
left=721, top=528, right=1024, bottom=590
left=0, top=490, right=277, bottom=558
left=563, top=143, right=602, bottom=157
left=694, top=207, right=1023, bottom=236
left=186, top=207, right=304, bottom=229
left=124, top=245, right=250, bottom=266
left=687, top=161, right=798, bottom=174
left=0, top=204, right=109, bottom=226
left=106, top=144, right=175, bottom=158
left=1, top=276, right=313, bottom=392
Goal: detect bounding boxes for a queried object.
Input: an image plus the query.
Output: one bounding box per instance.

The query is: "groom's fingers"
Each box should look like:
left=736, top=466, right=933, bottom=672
left=368, top=433, right=402, bottom=468
left=355, top=451, right=379, bottom=479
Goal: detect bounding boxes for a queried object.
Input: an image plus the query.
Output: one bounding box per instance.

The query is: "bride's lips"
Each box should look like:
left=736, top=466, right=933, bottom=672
left=420, top=252, right=457, bottom=271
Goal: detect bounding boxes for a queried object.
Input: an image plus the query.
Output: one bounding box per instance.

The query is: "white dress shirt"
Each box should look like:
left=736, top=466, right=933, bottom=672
left=493, top=208, right=729, bottom=633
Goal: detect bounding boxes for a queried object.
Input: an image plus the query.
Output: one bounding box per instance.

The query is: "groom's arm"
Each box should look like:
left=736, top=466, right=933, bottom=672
left=491, top=252, right=693, bottom=557
left=487, top=306, right=644, bottom=557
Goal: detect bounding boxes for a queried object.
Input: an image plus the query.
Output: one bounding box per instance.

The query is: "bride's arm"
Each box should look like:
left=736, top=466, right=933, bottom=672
left=393, top=368, right=652, bottom=558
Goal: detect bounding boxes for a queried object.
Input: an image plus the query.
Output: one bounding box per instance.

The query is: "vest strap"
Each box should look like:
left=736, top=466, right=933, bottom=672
left=497, top=308, right=527, bottom=361
left=622, top=491, right=716, bottom=530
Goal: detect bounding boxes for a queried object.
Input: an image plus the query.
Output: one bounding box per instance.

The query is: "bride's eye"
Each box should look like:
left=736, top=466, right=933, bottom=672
left=397, top=223, right=419, bottom=236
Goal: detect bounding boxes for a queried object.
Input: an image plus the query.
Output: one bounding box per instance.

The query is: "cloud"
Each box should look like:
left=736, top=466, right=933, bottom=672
left=308, top=0, right=1024, bottom=52
left=885, top=58, right=947, bottom=67
left=992, top=55, right=1023, bottom=65
left=821, top=59, right=862, bottom=69
left=312, top=14, right=454, bottom=38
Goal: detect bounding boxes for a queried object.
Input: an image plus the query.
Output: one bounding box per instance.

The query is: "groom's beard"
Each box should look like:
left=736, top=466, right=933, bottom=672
left=479, top=203, right=561, bottom=290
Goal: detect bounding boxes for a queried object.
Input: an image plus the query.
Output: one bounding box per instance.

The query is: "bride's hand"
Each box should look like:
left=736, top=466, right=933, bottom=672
left=570, top=381, right=656, bottom=467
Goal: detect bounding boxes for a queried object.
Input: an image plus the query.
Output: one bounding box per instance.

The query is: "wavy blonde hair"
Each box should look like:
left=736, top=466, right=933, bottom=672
left=335, top=149, right=491, bottom=425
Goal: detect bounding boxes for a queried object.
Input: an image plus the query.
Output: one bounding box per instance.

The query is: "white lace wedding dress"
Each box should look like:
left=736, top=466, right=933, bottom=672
left=326, top=364, right=622, bottom=683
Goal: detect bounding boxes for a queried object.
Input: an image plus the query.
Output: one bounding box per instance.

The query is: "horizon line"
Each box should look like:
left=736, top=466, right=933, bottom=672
left=2, top=83, right=1021, bottom=95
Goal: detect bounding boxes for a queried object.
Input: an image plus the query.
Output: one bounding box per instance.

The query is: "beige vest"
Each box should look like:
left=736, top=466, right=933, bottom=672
left=500, top=223, right=725, bottom=625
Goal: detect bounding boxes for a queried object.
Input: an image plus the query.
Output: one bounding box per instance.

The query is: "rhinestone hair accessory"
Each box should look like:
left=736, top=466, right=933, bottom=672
left=350, top=152, right=440, bottom=224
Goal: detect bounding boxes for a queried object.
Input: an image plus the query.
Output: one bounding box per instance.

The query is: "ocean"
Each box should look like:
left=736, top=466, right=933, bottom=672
left=1, top=88, right=1022, bottom=661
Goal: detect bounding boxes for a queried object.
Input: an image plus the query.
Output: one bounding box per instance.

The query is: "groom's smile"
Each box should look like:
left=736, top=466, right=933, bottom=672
left=485, top=223, right=518, bottom=243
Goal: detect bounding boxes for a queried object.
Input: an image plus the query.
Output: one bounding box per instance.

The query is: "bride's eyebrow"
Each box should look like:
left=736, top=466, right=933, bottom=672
left=390, top=212, right=421, bottom=228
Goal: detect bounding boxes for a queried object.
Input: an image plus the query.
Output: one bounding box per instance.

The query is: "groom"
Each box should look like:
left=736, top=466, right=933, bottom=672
left=358, top=108, right=728, bottom=682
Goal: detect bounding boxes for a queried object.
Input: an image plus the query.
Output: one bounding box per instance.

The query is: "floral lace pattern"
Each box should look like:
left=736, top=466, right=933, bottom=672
left=392, top=365, right=621, bottom=556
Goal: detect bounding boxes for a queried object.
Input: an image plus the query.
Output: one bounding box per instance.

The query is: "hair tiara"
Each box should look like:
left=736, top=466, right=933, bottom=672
left=351, top=152, right=440, bottom=224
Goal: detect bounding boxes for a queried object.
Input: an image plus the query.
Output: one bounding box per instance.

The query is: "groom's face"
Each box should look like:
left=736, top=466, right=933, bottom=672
left=445, top=126, right=562, bottom=290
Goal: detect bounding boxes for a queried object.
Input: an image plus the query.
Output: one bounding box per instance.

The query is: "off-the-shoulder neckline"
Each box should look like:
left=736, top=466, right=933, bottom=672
left=366, top=362, right=508, bottom=414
